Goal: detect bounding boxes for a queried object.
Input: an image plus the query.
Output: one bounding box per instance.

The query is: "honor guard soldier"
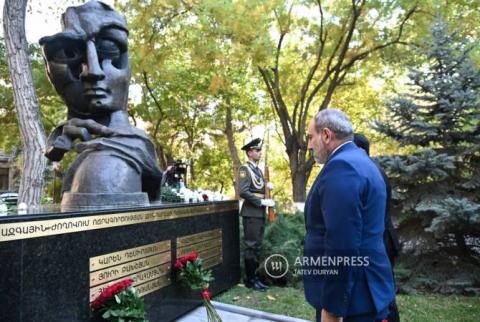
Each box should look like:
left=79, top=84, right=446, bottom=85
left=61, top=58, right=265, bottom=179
left=238, top=138, right=275, bottom=291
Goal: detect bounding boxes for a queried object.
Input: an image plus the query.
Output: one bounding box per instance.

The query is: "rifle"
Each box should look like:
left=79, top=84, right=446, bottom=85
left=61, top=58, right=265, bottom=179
left=263, top=130, right=276, bottom=222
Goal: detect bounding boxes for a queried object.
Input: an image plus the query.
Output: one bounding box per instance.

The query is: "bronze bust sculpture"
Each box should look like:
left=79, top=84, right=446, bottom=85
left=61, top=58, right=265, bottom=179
left=40, top=0, right=162, bottom=209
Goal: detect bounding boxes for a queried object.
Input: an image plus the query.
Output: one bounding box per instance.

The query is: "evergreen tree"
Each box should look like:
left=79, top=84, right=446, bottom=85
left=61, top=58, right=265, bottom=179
left=375, top=19, right=480, bottom=285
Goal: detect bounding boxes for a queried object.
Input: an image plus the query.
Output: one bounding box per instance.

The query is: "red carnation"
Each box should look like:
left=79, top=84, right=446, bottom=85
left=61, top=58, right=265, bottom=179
left=91, top=278, right=134, bottom=309
left=178, top=255, right=187, bottom=264
left=201, top=289, right=212, bottom=300
left=175, top=260, right=184, bottom=269
left=174, top=253, right=220, bottom=321
left=177, top=252, right=198, bottom=266
left=187, top=252, right=198, bottom=262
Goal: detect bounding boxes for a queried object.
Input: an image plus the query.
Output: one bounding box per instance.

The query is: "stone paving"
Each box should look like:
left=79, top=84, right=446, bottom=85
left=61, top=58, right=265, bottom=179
left=176, top=301, right=311, bottom=322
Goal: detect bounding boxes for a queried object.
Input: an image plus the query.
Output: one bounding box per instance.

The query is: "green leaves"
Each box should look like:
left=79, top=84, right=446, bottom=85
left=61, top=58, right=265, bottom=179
left=160, top=186, right=184, bottom=203
left=95, top=287, right=148, bottom=322
left=179, top=258, right=214, bottom=290
left=375, top=18, right=480, bottom=244
left=419, top=197, right=480, bottom=238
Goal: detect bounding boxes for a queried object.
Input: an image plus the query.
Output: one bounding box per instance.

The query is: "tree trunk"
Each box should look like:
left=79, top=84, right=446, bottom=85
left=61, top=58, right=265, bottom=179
left=292, top=171, right=308, bottom=202
left=288, top=146, right=314, bottom=202
left=225, top=102, right=241, bottom=199
left=3, top=0, right=46, bottom=206
left=189, top=158, right=195, bottom=185
left=155, top=144, right=175, bottom=170
left=155, top=145, right=167, bottom=170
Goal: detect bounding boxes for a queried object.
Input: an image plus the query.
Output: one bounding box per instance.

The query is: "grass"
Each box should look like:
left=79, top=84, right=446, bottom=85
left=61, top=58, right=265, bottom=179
left=216, top=284, right=314, bottom=320
left=396, top=294, right=480, bottom=322
left=215, top=284, right=480, bottom=322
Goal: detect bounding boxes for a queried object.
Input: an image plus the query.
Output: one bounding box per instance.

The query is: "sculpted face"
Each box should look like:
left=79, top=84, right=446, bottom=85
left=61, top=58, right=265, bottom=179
left=40, top=1, right=130, bottom=117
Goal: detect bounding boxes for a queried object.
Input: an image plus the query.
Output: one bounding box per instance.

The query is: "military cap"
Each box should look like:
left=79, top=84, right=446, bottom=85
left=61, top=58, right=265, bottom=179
left=241, top=138, right=262, bottom=151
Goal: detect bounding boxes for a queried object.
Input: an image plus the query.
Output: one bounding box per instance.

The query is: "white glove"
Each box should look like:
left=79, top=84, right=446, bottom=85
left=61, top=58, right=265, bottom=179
left=266, top=182, right=274, bottom=190
left=261, top=199, right=275, bottom=207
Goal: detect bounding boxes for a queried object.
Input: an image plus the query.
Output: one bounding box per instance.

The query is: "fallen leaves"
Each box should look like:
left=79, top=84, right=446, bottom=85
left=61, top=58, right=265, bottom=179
left=266, top=295, right=276, bottom=301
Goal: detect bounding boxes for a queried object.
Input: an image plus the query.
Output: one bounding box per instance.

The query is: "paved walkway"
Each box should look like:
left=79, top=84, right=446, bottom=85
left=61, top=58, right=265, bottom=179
left=176, top=301, right=311, bottom=322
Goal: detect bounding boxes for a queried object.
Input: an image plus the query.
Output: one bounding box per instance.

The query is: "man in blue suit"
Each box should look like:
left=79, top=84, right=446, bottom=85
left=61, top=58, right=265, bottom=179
left=304, top=109, right=394, bottom=322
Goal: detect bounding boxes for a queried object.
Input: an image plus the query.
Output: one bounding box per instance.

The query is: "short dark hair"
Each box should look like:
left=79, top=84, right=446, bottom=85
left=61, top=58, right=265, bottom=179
left=354, top=133, right=370, bottom=156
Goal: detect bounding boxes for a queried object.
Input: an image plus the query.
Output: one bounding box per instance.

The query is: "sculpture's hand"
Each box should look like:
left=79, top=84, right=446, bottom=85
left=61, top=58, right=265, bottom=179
left=63, top=125, right=92, bottom=142
left=63, top=118, right=114, bottom=141
left=45, top=133, right=73, bottom=162
left=45, top=119, right=115, bottom=162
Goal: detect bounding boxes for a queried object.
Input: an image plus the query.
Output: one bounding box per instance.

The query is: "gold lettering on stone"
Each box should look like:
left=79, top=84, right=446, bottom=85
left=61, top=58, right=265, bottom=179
left=203, top=255, right=223, bottom=269
left=0, top=203, right=238, bottom=242
left=177, top=239, right=222, bottom=257
left=90, top=240, right=170, bottom=271
left=176, top=229, right=223, bottom=269
left=89, top=240, right=172, bottom=301
left=132, top=263, right=169, bottom=284
left=136, top=275, right=171, bottom=297
left=90, top=263, right=170, bottom=302
left=176, top=229, right=222, bottom=247
left=90, top=253, right=170, bottom=287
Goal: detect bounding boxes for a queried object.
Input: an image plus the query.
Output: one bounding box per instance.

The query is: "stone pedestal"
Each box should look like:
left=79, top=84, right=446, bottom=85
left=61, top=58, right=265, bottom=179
left=61, top=192, right=150, bottom=211
left=0, top=201, right=240, bottom=322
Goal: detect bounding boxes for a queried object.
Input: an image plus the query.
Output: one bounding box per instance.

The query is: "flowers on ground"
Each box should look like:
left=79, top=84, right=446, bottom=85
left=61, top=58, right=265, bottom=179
left=90, top=278, right=148, bottom=322
left=175, top=252, right=222, bottom=322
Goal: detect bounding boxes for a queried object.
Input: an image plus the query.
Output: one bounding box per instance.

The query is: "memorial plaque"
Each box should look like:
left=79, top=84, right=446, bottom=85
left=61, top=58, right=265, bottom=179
left=176, top=229, right=223, bottom=269
left=136, top=275, right=171, bottom=297
left=177, top=229, right=222, bottom=247
left=90, top=240, right=170, bottom=271
left=177, top=239, right=222, bottom=257
left=89, top=265, right=171, bottom=302
left=89, top=240, right=172, bottom=302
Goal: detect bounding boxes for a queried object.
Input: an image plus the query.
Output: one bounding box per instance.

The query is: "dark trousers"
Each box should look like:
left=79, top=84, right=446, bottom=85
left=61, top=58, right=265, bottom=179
left=386, top=300, right=400, bottom=322
left=242, top=216, right=265, bottom=281
left=242, top=216, right=265, bottom=262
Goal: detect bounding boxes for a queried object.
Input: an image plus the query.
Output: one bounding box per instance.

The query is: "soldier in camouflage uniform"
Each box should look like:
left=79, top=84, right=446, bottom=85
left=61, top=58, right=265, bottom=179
left=238, top=138, right=275, bottom=291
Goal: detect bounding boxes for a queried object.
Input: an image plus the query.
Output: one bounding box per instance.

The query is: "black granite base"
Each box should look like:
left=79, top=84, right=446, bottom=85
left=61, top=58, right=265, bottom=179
left=0, top=201, right=240, bottom=322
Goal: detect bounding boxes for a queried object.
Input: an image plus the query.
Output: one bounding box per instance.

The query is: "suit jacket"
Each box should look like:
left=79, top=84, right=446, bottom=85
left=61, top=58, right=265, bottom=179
left=238, top=162, right=265, bottom=218
left=303, top=142, right=394, bottom=317
left=375, top=164, right=400, bottom=266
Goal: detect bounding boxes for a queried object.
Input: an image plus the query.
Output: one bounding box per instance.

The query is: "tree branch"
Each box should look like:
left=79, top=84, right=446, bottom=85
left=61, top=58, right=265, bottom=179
left=296, top=0, right=326, bottom=135
left=303, top=2, right=355, bottom=114
left=148, top=7, right=190, bottom=44
left=319, top=0, right=366, bottom=110
left=258, top=66, right=293, bottom=140
left=142, top=71, right=165, bottom=138
left=339, top=5, right=417, bottom=73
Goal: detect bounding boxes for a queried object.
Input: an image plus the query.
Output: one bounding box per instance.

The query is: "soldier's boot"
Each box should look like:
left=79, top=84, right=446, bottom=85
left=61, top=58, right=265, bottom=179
left=244, top=259, right=267, bottom=291
left=252, top=260, right=269, bottom=290
left=255, top=279, right=269, bottom=290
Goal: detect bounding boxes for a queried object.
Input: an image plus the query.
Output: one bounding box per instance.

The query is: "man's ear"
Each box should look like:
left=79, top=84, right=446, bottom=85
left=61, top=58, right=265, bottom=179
left=322, top=128, right=331, bottom=143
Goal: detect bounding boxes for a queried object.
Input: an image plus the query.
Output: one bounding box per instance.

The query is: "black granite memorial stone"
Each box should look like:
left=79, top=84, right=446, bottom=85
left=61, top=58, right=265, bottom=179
left=0, top=201, right=240, bottom=322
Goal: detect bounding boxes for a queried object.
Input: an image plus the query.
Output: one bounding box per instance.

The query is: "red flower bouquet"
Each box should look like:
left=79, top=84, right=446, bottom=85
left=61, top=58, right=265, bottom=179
left=90, top=278, right=148, bottom=322
left=175, top=252, right=222, bottom=322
